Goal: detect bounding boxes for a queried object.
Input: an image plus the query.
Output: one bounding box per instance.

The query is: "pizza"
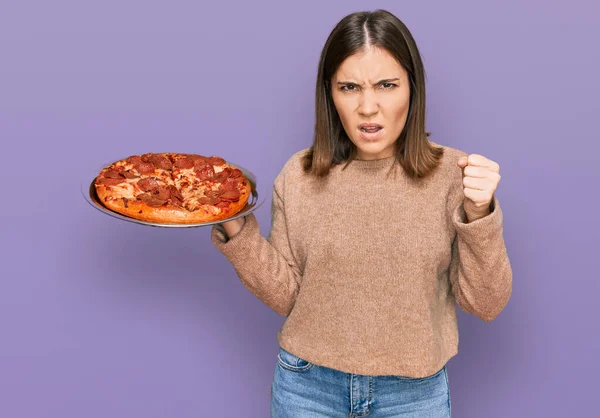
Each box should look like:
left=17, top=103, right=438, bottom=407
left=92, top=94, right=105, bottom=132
left=93, top=152, right=251, bottom=224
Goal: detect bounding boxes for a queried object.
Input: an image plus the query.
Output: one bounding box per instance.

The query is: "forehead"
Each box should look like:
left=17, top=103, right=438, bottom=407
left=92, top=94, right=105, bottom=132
left=334, top=46, right=406, bottom=81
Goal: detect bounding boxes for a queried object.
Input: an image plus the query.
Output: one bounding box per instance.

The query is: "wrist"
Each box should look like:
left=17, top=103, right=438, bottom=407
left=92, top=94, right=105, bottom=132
left=222, top=216, right=245, bottom=239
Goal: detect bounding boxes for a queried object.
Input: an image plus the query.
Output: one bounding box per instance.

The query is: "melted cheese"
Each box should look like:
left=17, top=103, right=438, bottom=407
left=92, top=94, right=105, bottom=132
left=106, top=181, right=138, bottom=200
left=156, top=169, right=175, bottom=186
left=170, top=165, right=228, bottom=213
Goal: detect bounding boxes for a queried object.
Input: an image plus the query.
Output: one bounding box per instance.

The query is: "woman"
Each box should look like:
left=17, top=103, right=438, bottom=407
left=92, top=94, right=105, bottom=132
left=211, top=9, right=512, bottom=418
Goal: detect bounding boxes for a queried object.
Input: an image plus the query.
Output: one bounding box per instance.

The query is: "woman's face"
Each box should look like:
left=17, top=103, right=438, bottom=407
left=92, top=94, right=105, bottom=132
left=331, top=46, right=411, bottom=160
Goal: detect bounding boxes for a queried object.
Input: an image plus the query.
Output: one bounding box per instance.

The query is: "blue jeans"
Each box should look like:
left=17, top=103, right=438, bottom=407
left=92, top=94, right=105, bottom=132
left=271, top=346, right=451, bottom=417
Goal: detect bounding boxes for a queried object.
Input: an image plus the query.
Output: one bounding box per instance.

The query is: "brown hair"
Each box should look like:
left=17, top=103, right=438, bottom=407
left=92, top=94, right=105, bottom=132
left=302, top=9, right=444, bottom=179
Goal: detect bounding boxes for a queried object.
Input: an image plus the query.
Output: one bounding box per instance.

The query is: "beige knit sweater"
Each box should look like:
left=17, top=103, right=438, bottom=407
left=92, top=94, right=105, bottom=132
left=211, top=144, right=512, bottom=377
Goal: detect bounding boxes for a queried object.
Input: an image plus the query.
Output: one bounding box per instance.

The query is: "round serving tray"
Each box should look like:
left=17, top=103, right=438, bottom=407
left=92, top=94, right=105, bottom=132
left=81, top=161, right=266, bottom=228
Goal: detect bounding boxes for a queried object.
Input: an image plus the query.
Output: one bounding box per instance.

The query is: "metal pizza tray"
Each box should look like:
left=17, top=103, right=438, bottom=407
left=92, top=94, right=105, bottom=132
left=81, top=160, right=267, bottom=228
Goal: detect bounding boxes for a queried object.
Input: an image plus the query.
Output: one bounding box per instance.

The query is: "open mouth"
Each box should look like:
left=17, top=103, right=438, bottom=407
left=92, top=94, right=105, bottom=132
left=357, top=125, right=384, bottom=141
left=360, top=127, right=382, bottom=133
left=358, top=123, right=383, bottom=133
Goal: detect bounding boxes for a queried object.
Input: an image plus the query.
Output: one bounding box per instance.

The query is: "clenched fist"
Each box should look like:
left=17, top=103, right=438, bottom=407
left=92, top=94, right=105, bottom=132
left=457, top=154, right=501, bottom=223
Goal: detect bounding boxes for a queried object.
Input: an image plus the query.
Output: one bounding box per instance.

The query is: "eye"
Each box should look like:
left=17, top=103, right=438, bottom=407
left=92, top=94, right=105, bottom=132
left=381, top=83, right=397, bottom=89
left=340, top=84, right=357, bottom=92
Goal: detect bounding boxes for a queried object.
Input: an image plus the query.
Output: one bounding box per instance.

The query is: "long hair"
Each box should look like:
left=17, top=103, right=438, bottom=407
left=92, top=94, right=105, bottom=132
left=302, top=9, right=444, bottom=179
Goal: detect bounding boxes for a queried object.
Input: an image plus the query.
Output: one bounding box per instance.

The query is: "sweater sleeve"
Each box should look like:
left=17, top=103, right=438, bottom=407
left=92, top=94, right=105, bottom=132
left=210, top=171, right=302, bottom=317
left=446, top=184, right=513, bottom=322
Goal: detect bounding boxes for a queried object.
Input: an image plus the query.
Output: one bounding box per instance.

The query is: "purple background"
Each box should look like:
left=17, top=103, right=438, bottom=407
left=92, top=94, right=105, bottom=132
left=1, top=0, right=598, bottom=416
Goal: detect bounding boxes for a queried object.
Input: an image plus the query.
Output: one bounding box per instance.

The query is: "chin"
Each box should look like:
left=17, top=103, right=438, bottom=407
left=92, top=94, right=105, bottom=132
left=353, top=141, right=395, bottom=160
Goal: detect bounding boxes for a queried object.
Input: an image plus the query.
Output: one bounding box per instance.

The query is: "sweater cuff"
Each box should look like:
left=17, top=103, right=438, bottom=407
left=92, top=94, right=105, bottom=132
left=453, top=194, right=503, bottom=237
left=210, top=213, right=259, bottom=260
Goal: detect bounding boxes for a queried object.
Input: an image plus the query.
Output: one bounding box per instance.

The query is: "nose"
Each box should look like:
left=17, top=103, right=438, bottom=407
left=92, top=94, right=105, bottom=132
left=358, top=88, right=378, bottom=116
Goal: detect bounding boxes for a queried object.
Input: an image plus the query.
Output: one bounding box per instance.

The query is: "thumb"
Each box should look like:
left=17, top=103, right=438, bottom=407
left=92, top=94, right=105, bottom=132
left=457, top=156, right=468, bottom=168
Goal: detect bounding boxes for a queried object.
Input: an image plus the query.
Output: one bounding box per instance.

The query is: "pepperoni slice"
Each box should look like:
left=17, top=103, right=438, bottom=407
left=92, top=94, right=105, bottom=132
left=152, top=185, right=171, bottom=201
left=119, top=170, right=139, bottom=179
left=140, top=153, right=153, bottom=163
left=207, top=156, right=226, bottom=166
left=220, top=178, right=239, bottom=191
left=199, top=196, right=220, bottom=205
left=148, top=154, right=173, bottom=170
left=137, top=177, right=160, bottom=192
left=169, top=185, right=184, bottom=201
left=148, top=198, right=167, bottom=207
left=97, top=177, right=126, bottom=186
left=220, top=189, right=240, bottom=201
left=230, top=168, right=243, bottom=178
left=169, top=196, right=183, bottom=207
left=174, top=157, right=194, bottom=169
left=135, top=162, right=155, bottom=175
left=137, top=193, right=167, bottom=207
left=126, top=155, right=143, bottom=165
left=190, top=155, right=209, bottom=165
left=212, top=172, right=229, bottom=183
left=194, top=164, right=215, bottom=180
left=204, top=189, right=220, bottom=199
left=104, top=169, right=121, bottom=179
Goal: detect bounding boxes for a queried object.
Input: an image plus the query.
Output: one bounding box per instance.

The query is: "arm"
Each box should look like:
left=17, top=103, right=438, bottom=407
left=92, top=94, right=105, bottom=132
left=447, top=185, right=513, bottom=322
left=210, top=172, right=302, bottom=316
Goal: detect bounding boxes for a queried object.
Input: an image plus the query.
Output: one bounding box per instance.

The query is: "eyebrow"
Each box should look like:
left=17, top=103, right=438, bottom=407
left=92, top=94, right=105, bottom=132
left=336, top=78, right=400, bottom=86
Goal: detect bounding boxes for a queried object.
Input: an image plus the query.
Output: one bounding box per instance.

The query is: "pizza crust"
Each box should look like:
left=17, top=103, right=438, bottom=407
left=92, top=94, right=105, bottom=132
left=96, top=182, right=251, bottom=224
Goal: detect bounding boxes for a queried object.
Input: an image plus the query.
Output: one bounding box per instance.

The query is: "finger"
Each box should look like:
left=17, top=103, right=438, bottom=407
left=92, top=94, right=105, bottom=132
left=463, top=176, right=490, bottom=191
left=479, top=157, right=500, bottom=173
left=466, top=154, right=493, bottom=168
left=468, top=154, right=501, bottom=173
left=457, top=156, right=468, bottom=167
left=463, top=165, right=490, bottom=178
